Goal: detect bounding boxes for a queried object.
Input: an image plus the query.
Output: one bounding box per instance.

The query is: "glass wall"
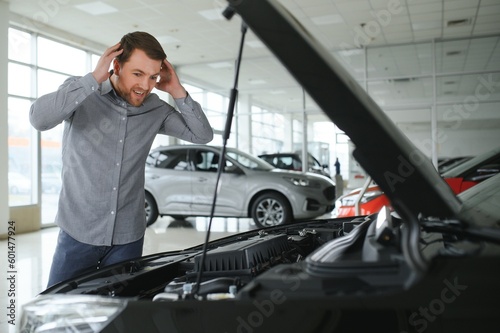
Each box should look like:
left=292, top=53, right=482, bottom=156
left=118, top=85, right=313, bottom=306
left=8, top=28, right=36, bottom=207
left=7, top=28, right=94, bottom=225
left=251, top=106, right=285, bottom=155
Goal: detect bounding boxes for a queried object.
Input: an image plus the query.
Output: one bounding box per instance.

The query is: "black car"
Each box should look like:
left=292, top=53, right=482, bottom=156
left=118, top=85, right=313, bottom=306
left=20, top=1, right=500, bottom=332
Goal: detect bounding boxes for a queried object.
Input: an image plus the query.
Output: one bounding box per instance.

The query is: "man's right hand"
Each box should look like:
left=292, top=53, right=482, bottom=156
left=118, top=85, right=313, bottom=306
left=92, top=42, right=123, bottom=84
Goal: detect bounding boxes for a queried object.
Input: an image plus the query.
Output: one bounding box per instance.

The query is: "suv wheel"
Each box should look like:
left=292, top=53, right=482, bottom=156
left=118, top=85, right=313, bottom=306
left=145, top=192, right=159, bottom=226
left=251, top=192, right=292, bottom=228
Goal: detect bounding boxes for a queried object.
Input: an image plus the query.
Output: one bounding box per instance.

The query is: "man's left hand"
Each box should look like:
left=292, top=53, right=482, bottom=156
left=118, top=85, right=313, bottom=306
left=156, top=59, right=187, bottom=98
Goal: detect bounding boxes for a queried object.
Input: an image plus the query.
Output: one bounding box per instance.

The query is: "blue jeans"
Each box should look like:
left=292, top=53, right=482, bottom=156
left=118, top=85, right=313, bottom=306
left=47, top=229, right=144, bottom=288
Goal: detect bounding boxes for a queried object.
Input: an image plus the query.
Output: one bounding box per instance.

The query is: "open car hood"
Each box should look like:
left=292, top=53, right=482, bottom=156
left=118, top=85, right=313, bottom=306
left=228, top=0, right=461, bottom=220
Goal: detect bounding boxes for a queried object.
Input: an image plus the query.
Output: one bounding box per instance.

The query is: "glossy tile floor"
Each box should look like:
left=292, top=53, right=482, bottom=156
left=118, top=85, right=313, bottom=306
left=0, top=216, right=264, bottom=332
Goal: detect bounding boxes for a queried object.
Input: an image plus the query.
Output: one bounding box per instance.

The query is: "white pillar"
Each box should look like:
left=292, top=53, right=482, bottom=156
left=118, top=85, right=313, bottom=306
left=0, top=2, right=9, bottom=237
left=236, top=94, right=252, bottom=153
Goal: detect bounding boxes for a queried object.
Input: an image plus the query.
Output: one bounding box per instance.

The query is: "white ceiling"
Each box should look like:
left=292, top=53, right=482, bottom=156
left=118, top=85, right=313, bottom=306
left=6, top=0, right=500, bottom=127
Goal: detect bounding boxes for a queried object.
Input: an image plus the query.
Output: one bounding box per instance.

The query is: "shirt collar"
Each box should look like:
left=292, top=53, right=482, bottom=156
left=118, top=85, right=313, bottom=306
left=101, top=78, right=129, bottom=105
left=100, top=78, right=115, bottom=96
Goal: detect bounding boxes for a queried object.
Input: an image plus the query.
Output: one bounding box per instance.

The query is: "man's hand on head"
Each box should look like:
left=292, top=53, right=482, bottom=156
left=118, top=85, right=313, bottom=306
left=155, top=58, right=187, bottom=99
left=92, top=42, right=123, bottom=84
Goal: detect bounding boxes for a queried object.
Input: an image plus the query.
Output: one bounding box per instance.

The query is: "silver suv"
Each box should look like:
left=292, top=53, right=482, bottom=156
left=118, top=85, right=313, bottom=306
left=145, top=145, right=336, bottom=228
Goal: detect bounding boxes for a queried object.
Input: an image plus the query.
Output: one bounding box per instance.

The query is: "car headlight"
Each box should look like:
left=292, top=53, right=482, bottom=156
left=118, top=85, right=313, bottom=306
left=19, top=295, right=128, bottom=333
left=283, top=176, right=310, bottom=186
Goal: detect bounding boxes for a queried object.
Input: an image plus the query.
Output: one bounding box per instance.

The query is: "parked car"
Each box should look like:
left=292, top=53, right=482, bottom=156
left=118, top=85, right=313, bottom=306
left=332, top=183, right=390, bottom=218
left=440, top=146, right=500, bottom=194
left=8, top=171, right=31, bottom=194
left=144, top=145, right=336, bottom=228
left=437, top=156, right=472, bottom=173
left=258, top=152, right=330, bottom=178
left=334, top=146, right=500, bottom=217
left=21, top=1, right=500, bottom=332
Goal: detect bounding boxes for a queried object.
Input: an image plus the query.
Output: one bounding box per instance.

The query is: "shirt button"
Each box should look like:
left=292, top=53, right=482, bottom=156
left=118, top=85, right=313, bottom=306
left=91, top=86, right=95, bottom=91
left=119, top=139, right=123, bottom=143
left=113, top=187, right=117, bottom=191
left=122, top=117, right=126, bottom=120
left=75, top=101, right=78, bottom=105
left=116, top=163, right=120, bottom=166
left=111, top=211, right=115, bottom=215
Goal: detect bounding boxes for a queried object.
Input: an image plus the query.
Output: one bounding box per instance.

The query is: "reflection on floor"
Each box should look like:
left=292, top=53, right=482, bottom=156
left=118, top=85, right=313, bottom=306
left=0, top=216, right=258, bottom=331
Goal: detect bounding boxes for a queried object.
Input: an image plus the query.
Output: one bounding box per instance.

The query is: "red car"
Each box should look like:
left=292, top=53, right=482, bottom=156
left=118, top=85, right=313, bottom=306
left=335, top=147, right=500, bottom=217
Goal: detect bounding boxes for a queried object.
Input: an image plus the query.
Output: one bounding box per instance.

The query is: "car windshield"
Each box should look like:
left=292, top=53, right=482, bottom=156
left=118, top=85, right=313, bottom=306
left=226, top=148, right=274, bottom=171
left=457, top=173, right=500, bottom=227
left=441, top=146, right=500, bottom=178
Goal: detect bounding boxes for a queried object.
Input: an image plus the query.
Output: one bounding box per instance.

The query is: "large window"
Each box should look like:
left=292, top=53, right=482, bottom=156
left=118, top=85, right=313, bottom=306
left=8, top=28, right=35, bottom=207
left=7, top=27, right=98, bottom=226
left=251, top=106, right=285, bottom=155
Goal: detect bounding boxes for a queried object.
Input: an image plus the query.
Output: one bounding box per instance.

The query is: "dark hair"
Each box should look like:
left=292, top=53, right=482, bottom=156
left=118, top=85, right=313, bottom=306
left=116, top=31, right=166, bottom=64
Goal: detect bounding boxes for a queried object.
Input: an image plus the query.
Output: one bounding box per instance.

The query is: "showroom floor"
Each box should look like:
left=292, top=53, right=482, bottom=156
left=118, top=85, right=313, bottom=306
left=0, top=216, right=262, bottom=330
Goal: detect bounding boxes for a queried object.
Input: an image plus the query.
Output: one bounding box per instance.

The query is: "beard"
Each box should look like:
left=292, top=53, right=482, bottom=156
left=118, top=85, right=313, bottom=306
left=112, top=77, right=149, bottom=107
left=125, top=88, right=149, bottom=107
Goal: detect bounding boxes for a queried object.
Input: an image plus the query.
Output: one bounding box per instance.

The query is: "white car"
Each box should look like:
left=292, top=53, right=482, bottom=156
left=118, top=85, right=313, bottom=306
left=8, top=171, right=31, bottom=194
left=145, top=145, right=336, bottom=228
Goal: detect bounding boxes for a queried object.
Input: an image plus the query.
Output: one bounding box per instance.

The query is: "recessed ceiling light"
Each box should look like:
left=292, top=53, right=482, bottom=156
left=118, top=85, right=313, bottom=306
left=74, top=1, right=118, bottom=15
left=311, top=14, right=343, bottom=25
left=156, top=36, right=180, bottom=44
left=198, top=9, right=224, bottom=21
left=446, top=18, right=471, bottom=27
left=207, top=62, right=233, bottom=69
left=412, top=21, right=442, bottom=30
left=246, top=40, right=265, bottom=48
left=249, top=79, right=266, bottom=85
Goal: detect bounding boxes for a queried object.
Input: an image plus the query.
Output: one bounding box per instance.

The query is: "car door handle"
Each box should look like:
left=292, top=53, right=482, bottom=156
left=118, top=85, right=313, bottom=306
left=198, top=177, right=208, bottom=182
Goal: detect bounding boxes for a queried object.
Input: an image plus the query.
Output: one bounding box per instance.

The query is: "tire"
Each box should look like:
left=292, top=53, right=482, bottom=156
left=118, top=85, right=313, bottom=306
left=250, top=192, right=292, bottom=228
left=145, top=192, right=159, bottom=226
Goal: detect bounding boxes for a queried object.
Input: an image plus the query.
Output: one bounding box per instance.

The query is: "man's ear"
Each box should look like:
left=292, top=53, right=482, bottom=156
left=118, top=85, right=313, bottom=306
left=113, top=59, right=121, bottom=76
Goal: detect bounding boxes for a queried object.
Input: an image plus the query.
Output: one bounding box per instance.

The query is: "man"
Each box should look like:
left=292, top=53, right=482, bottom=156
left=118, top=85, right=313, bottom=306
left=30, top=32, right=213, bottom=287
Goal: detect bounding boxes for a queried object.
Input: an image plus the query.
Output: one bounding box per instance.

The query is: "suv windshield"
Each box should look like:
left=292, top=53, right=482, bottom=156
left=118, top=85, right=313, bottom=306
left=227, top=148, right=274, bottom=171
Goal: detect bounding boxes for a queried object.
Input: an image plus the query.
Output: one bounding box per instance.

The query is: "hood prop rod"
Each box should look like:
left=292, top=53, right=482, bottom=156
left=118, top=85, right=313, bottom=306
left=192, top=10, right=247, bottom=298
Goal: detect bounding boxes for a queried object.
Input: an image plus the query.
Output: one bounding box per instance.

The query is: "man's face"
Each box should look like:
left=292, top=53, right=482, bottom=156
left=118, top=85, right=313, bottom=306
left=112, top=49, right=162, bottom=107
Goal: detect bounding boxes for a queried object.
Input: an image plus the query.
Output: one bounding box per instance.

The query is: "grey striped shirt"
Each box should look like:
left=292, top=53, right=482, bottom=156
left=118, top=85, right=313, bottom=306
left=30, top=73, right=213, bottom=246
